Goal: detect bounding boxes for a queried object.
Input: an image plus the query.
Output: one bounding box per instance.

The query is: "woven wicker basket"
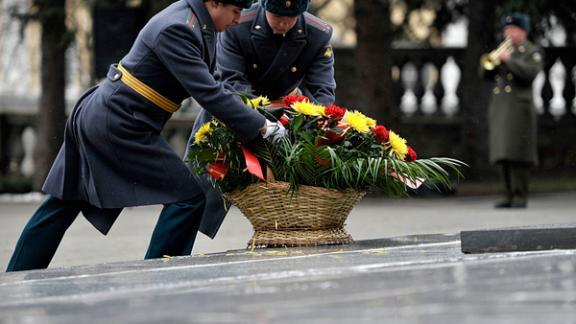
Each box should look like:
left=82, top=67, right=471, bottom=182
left=225, top=181, right=366, bottom=247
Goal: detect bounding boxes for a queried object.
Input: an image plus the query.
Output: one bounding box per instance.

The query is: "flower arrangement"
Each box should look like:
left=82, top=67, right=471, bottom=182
left=187, top=95, right=464, bottom=196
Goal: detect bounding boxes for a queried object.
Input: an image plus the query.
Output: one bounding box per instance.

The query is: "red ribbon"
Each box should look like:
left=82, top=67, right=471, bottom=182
left=207, top=162, right=229, bottom=181
left=241, top=146, right=265, bottom=181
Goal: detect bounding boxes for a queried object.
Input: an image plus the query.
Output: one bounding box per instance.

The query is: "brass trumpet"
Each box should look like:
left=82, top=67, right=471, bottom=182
left=480, top=38, right=513, bottom=71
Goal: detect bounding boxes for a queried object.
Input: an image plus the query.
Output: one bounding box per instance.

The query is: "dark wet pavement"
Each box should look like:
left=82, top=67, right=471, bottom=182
left=1, top=234, right=575, bottom=323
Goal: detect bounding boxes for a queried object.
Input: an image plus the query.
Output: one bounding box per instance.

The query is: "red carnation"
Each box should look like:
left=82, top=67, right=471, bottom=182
left=282, top=94, right=309, bottom=107
left=406, top=146, right=418, bottom=162
left=324, top=104, right=346, bottom=120
left=372, top=125, right=389, bottom=142
left=207, top=162, right=229, bottom=181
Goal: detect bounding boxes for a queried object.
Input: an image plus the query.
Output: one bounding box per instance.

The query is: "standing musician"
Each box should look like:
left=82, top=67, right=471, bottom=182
left=481, top=13, right=543, bottom=208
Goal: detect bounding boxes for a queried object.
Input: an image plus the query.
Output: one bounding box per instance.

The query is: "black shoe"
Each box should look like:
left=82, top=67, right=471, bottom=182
left=510, top=197, right=527, bottom=208
left=494, top=200, right=512, bottom=208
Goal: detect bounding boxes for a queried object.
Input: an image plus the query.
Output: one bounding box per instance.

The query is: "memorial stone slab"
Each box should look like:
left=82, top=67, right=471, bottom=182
left=461, top=224, right=576, bottom=253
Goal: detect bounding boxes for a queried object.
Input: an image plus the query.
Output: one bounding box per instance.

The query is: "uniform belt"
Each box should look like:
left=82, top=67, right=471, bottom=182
left=117, top=63, right=179, bottom=113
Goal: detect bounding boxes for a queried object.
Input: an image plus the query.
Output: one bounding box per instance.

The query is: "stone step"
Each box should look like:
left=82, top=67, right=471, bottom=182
left=461, top=224, right=576, bottom=253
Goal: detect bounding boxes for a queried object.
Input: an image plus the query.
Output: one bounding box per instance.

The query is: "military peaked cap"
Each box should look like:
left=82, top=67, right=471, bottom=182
left=502, top=12, right=530, bottom=33
left=260, top=0, right=310, bottom=16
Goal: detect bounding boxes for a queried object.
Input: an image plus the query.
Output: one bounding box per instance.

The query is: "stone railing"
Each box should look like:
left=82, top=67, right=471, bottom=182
left=336, top=47, right=576, bottom=120
left=334, top=47, right=576, bottom=172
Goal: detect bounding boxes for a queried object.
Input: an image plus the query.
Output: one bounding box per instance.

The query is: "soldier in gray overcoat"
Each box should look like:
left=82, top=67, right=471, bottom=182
left=482, top=13, right=543, bottom=208
left=160, top=0, right=336, bottom=254
left=6, top=0, right=290, bottom=272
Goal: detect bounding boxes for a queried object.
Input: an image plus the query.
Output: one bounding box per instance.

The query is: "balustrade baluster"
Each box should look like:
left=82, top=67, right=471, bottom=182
left=400, top=62, right=418, bottom=116
left=20, top=126, right=36, bottom=178
left=442, top=56, right=461, bottom=117
left=420, top=62, right=438, bottom=115
left=549, top=59, right=567, bottom=119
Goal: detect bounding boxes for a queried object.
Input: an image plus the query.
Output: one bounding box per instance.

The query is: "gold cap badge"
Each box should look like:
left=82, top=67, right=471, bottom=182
left=285, top=1, right=292, bottom=8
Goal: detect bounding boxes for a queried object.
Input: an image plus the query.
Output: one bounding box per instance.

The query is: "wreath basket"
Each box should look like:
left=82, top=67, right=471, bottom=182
left=225, top=181, right=366, bottom=248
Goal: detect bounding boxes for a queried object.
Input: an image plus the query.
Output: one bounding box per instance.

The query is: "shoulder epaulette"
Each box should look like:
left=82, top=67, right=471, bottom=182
left=304, top=13, right=332, bottom=34
left=240, top=3, right=259, bottom=23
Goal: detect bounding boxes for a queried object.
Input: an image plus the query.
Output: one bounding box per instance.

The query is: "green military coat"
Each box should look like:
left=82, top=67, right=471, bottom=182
left=484, top=40, right=543, bottom=166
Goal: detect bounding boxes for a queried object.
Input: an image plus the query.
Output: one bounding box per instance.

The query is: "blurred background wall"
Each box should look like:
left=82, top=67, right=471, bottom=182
left=0, top=0, right=575, bottom=193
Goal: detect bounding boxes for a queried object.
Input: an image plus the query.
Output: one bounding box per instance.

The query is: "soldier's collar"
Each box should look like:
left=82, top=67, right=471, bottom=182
left=186, top=0, right=216, bottom=33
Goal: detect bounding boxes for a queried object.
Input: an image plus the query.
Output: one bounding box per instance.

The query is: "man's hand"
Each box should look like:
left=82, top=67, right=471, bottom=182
left=499, top=51, right=511, bottom=62
left=261, top=119, right=288, bottom=142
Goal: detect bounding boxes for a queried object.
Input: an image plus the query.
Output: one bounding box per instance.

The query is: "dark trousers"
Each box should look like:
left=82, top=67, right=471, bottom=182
left=6, top=196, right=82, bottom=272
left=498, top=161, right=530, bottom=203
left=7, top=194, right=205, bottom=272
left=145, top=195, right=205, bottom=259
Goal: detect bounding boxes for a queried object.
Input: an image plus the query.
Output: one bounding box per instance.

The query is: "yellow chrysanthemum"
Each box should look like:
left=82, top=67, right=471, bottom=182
left=194, top=121, right=214, bottom=143
left=365, top=116, right=377, bottom=128
left=245, top=96, right=270, bottom=109
left=389, top=131, right=408, bottom=160
left=292, top=101, right=325, bottom=116
left=344, top=110, right=371, bottom=133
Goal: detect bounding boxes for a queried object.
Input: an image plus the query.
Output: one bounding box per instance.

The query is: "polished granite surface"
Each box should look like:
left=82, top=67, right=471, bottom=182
left=1, top=234, right=575, bottom=323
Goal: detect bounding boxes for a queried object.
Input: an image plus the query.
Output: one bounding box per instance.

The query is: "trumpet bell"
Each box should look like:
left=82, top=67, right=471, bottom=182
left=480, top=54, right=499, bottom=71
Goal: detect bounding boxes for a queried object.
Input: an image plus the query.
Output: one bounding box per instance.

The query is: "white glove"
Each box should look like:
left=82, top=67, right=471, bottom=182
left=261, top=119, right=288, bottom=142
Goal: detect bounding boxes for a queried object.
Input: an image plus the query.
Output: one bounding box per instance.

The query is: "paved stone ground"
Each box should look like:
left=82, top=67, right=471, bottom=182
left=1, top=191, right=575, bottom=270
left=0, top=234, right=575, bottom=323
